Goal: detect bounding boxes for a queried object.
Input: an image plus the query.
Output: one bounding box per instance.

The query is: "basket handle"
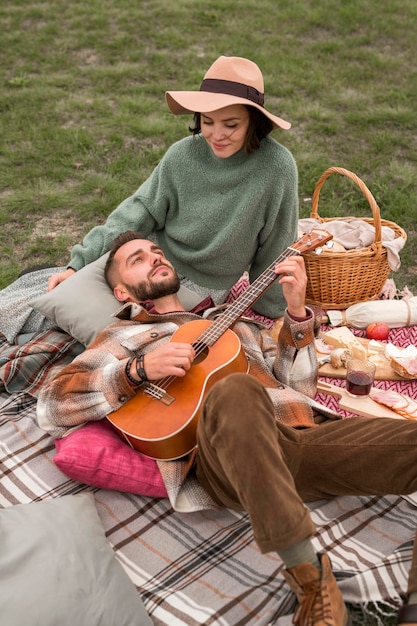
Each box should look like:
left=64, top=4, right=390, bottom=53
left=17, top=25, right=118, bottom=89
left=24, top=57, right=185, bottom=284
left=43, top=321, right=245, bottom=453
left=311, top=166, right=382, bottom=244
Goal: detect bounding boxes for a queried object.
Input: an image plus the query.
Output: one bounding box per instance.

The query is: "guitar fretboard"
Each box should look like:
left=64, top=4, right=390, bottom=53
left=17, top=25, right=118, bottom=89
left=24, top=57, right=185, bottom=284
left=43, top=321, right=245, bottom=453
left=196, top=246, right=300, bottom=349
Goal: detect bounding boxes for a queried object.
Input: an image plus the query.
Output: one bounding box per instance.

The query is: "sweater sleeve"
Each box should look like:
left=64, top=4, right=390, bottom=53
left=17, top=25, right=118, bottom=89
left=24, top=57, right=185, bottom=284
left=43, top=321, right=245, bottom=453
left=68, top=152, right=177, bottom=270
left=249, top=149, right=299, bottom=319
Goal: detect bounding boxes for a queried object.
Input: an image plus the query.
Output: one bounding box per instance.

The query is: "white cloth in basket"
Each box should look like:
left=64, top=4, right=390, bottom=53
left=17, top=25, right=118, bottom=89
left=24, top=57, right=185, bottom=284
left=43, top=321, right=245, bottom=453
left=298, top=218, right=406, bottom=271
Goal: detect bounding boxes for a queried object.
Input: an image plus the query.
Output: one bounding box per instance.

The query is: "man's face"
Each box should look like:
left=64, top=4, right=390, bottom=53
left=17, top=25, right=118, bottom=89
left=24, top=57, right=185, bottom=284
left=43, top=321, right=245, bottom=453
left=114, top=239, right=180, bottom=302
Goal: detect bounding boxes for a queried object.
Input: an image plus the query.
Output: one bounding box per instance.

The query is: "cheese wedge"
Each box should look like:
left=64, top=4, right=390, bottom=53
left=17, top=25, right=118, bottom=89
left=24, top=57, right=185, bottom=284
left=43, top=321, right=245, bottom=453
left=323, top=327, right=367, bottom=361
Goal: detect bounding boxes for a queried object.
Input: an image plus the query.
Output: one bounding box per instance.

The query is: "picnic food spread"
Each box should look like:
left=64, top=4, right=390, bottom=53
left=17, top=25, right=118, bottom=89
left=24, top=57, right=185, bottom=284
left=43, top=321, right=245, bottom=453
left=317, top=326, right=417, bottom=381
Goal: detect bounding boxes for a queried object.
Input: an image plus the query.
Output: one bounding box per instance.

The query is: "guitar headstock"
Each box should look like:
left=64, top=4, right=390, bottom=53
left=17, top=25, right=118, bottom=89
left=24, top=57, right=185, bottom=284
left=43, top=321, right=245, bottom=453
left=291, top=229, right=333, bottom=256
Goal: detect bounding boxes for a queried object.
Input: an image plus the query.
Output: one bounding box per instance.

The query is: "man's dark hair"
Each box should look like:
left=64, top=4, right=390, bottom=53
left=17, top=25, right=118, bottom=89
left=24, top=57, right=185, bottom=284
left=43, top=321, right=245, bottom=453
left=104, top=230, right=145, bottom=289
left=189, top=106, right=273, bottom=154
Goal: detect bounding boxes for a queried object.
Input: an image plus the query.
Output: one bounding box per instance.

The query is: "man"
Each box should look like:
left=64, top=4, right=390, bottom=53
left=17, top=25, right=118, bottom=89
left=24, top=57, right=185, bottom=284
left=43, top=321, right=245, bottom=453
left=37, top=231, right=417, bottom=626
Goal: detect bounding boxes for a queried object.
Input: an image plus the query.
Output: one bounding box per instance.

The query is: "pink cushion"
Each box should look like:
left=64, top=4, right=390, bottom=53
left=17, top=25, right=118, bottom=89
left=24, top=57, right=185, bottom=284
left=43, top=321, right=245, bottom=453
left=54, top=420, right=168, bottom=498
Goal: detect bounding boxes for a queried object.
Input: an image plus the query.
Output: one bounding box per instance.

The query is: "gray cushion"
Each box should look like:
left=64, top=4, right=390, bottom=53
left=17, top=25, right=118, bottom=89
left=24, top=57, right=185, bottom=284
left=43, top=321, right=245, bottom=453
left=0, top=493, right=153, bottom=626
left=31, top=254, right=120, bottom=346
left=31, top=253, right=202, bottom=346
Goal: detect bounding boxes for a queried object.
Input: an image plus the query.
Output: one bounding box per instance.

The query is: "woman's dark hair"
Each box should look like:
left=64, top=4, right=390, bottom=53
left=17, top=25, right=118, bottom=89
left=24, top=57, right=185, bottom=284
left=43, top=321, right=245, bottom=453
left=189, top=106, right=273, bottom=154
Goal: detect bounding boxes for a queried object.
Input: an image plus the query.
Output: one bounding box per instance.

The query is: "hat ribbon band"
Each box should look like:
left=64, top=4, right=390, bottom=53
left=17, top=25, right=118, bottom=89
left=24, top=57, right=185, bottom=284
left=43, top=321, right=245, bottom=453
left=199, top=78, right=265, bottom=106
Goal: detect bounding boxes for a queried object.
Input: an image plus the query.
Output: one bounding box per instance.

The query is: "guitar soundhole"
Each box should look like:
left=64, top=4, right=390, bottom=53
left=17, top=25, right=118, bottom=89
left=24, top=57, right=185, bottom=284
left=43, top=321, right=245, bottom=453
left=192, top=341, right=209, bottom=364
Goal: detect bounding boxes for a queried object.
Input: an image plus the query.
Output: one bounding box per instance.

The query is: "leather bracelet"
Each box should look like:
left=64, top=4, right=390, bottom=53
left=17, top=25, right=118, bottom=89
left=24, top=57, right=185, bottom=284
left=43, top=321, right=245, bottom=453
left=136, top=354, right=148, bottom=382
left=125, top=356, right=142, bottom=387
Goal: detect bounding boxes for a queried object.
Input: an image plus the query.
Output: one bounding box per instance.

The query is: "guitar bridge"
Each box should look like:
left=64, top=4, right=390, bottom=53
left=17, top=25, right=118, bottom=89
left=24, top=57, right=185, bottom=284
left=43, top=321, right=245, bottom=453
left=143, top=383, right=175, bottom=406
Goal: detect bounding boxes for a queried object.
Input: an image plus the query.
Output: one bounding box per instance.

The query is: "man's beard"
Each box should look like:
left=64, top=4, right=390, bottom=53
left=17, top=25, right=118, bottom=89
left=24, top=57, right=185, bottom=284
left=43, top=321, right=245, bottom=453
left=124, top=268, right=181, bottom=302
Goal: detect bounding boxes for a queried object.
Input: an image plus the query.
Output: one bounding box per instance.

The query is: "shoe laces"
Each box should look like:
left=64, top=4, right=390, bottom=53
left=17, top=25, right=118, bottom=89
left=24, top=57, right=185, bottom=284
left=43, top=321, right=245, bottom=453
left=293, top=580, right=333, bottom=625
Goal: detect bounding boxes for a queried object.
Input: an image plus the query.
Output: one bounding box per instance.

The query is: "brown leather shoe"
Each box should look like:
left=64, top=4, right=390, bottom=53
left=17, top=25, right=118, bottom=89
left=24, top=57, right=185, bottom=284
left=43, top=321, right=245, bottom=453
left=398, top=603, right=417, bottom=625
left=282, top=553, right=351, bottom=625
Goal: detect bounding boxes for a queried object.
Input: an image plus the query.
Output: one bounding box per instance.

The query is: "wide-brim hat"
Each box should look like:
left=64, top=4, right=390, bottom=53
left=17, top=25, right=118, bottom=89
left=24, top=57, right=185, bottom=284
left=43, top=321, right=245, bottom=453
left=166, top=56, right=291, bottom=131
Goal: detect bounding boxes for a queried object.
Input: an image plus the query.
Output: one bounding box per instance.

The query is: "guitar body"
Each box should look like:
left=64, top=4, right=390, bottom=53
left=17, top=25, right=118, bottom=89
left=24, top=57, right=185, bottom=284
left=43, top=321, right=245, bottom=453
left=107, top=319, right=249, bottom=460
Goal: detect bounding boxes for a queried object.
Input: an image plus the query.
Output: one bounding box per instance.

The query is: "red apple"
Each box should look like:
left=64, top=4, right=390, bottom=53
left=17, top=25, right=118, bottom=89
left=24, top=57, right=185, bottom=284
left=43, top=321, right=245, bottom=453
left=366, top=322, right=390, bottom=341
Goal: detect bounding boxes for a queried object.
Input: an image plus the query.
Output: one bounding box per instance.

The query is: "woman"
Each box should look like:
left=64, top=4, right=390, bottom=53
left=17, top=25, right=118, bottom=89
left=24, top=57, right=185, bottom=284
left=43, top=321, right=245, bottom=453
left=49, top=56, right=299, bottom=319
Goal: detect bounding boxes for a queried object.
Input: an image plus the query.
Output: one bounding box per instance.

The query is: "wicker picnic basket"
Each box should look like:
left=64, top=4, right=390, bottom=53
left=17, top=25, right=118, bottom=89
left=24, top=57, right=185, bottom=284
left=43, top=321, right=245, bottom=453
left=303, top=167, right=407, bottom=310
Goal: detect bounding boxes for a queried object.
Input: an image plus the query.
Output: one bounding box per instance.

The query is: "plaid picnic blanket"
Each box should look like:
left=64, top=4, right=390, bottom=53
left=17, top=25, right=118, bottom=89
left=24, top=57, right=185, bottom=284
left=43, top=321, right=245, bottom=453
left=2, top=330, right=417, bottom=623
left=2, top=389, right=415, bottom=624
left=0, top=329, right=84, bottom=396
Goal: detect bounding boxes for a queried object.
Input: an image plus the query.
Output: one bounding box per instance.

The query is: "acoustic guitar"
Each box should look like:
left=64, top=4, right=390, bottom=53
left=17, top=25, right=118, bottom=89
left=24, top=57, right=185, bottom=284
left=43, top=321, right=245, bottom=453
left=107, top=230, right=332, bottom=460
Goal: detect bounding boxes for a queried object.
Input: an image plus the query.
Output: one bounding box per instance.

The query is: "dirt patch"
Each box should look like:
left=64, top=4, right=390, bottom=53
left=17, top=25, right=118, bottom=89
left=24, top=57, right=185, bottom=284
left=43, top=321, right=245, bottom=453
left=30, top=214, right=85, bottom=243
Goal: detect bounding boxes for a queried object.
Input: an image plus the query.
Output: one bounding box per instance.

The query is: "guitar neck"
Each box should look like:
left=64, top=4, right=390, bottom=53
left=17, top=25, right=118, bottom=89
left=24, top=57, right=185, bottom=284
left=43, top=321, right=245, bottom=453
left=196, top=229, right=332, bottom=347
left=217, top=255, right=295, bottom=328
left=197, top=248, right=297, bottom=347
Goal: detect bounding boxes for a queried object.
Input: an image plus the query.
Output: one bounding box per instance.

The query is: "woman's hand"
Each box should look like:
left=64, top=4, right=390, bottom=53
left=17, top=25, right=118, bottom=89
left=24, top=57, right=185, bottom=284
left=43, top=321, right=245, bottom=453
left=274, top=255, right=308, bottom=318
left=47, top=268, right=76, bottom=291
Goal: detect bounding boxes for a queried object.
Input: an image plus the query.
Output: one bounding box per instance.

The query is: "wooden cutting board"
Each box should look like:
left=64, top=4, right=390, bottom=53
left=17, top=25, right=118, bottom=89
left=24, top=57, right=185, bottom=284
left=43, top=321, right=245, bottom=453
left=318, top=337, right=404, bottom=381
left=317, top=380, right=404, bottom=419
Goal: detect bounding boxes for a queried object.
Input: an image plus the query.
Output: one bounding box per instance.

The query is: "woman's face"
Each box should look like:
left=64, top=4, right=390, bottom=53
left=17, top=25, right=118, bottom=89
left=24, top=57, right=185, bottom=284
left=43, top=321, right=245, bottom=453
left=200, top=104, right=250, bottom=158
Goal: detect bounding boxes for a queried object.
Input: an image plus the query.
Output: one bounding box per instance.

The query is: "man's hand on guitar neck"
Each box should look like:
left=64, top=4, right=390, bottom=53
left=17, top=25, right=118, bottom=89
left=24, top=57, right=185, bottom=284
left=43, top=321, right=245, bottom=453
left=274, top=255, right=308, bottom=319
left=130, top=343, right=196, bottom=383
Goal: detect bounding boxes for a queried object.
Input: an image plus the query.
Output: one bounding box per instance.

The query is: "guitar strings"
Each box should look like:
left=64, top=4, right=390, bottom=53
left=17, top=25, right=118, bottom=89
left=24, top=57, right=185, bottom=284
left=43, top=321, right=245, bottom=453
left=192, top=231, right=328, bottom=349
left=141, top=231, right=328, bottom=397
left=143, top=246, right=301, bottom=396
left=198, top=246, right=299, bottom=346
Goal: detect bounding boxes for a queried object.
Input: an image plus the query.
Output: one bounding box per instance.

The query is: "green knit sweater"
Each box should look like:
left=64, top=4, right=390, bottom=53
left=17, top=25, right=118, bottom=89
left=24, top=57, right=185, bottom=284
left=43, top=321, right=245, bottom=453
left=69, top=135, right=299, bottom=318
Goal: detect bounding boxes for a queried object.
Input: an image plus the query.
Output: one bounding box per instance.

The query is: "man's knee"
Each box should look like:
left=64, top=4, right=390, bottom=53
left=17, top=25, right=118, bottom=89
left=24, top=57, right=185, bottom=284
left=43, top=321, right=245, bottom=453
left=209, top=373, right=265, bottom=407
left=204, top=373, right=274, bottom=431
left=215, top=372, right=264, bottom=393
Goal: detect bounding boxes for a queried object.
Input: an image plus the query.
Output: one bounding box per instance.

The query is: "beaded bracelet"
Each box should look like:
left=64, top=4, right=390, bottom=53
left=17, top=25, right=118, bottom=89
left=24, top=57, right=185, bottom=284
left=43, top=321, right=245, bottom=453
left=136, top=354, right=148, bottom=382
left=125, top=356, right=142, bottom=387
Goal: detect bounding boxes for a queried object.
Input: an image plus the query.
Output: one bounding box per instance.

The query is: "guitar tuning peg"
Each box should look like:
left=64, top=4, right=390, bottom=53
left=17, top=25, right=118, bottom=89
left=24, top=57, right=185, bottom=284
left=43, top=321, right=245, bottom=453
left=315, top=240, right=334, bottom=255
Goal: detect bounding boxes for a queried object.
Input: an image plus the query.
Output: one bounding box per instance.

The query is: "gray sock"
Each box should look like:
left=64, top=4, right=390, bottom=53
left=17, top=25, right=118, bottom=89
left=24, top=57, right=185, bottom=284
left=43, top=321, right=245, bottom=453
left=408, top=591, right=417, bottom=605
left=278, top=537, right=321, bottom=571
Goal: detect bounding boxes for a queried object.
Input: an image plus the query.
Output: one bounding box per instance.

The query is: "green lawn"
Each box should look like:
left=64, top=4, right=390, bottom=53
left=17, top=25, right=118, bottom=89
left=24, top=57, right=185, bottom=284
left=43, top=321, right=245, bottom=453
left=1, top=0, right=416, bottom=296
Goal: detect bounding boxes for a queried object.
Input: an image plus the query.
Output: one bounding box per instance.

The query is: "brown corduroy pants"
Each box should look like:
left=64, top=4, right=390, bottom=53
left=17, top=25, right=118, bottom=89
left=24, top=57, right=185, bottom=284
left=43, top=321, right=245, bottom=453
left=195, top=373, right=417, bottom=593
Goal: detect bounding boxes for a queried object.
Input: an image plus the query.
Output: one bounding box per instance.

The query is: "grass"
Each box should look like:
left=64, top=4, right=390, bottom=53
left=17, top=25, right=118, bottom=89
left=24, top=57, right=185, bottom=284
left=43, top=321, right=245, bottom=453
left=0, top=1, right=415, bottom=621
left=1, top=0, right=416, bottom=294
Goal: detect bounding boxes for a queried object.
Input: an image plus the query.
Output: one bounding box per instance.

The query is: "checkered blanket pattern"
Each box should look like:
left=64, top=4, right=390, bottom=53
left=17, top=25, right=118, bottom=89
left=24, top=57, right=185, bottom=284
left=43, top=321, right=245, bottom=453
left=1, top=389, right=416, bottom=624
left=2, top=313, right=417, bottom=622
